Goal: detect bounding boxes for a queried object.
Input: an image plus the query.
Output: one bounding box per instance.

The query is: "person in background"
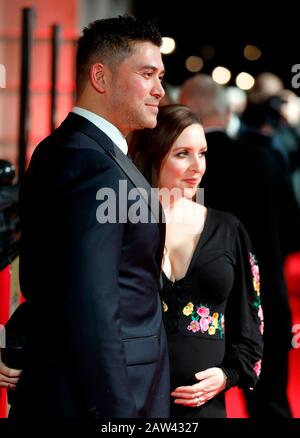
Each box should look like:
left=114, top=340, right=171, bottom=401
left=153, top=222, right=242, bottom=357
left=7, top=14, right=169, bottom=420
left=130, top=104, right=263, bottom=418
left=247, top=72, right=284, bottom=104
left=225, top=86, right=247, bottom=139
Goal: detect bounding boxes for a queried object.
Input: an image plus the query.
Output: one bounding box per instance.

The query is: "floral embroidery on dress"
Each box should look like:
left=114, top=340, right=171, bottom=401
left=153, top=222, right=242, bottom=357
left=183, top=303, right=225, bottom=337
left=162, top=300, right=168, bottom=312
left=249, top=252, right=264, bottom=335
left=183, top=302, right=194, bottom=316
left=253, top=359, right=262, bottom=377
left=250, top=252, right=260, bottom=295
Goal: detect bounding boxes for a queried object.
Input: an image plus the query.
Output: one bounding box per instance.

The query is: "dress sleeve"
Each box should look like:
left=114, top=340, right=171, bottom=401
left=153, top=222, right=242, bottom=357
left=221, top=221, right=264, bottom=390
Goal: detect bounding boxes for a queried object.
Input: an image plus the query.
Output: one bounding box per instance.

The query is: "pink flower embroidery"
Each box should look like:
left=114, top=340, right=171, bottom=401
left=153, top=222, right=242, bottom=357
left=250, top=252, right=264, bottom=335
left=258, top=305, right=264, bottom=334
left=253, top=359, right=262, bottom=377
left=183, top=303, right=225, bottom=337
left=187, top=320, right=200, bottom=333
left=220, top=314, right=225, bottom=332
left=197, top=306, right=210, bottom=318
left=199, top=316, right=209, bottom=333
left=259, top=321, right=264, bottom=335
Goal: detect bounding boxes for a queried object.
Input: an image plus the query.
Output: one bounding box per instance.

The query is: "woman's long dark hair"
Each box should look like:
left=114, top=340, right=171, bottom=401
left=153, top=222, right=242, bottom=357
left=130, top=104, right=202, bottom=186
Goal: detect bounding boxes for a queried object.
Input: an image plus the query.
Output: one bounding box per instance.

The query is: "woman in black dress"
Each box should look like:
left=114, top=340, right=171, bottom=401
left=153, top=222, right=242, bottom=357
left=130, top=104, right=264, bottom=418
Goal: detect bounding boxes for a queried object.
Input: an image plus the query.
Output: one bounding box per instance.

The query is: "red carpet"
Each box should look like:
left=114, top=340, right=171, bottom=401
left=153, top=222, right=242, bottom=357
left=226, top=252, right=300, bottom=418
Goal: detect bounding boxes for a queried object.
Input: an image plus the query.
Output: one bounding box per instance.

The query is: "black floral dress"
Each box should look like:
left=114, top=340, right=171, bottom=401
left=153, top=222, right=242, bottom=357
left=161, top=208, right=264, bottom=418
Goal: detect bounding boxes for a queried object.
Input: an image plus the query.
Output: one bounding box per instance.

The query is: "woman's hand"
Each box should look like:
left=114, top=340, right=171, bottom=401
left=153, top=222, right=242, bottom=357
left=0, top=353, right=22, bottom=389
left=171, top=367, right=227, bottom=407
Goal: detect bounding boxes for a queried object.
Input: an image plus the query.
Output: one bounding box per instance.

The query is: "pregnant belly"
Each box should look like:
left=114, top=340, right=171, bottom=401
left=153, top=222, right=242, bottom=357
left=167, top=334, right=225, bottom=389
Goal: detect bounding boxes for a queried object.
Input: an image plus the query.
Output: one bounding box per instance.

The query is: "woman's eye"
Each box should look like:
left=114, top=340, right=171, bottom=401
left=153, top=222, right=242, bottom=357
left=175, top=150, right=206, bottom=158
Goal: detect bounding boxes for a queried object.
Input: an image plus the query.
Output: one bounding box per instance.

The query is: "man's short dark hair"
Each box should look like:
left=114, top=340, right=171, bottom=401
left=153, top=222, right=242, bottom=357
left=76, top=14, right=162, bottom=93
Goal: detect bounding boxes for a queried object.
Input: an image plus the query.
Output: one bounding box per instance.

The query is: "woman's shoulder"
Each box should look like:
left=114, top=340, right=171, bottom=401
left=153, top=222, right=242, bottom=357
left=208, top=208, right=252, bottom=251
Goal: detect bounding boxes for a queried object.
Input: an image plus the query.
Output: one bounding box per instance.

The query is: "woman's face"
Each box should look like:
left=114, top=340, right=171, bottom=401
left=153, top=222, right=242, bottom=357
left=158, top=123, right=207, bottom=200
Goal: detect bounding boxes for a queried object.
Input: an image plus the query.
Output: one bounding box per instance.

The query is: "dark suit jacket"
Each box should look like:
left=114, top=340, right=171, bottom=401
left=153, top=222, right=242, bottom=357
left=11, top=113, right=170, bottom=419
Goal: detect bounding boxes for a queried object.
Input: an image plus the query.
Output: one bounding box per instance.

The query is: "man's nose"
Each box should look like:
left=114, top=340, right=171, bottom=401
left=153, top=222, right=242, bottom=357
left=153, top=79, right=165, bottom=99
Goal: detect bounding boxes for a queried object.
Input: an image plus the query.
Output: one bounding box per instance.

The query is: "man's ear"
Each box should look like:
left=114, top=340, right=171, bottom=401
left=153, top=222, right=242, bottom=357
left=89, top=63, right=106, bottom=93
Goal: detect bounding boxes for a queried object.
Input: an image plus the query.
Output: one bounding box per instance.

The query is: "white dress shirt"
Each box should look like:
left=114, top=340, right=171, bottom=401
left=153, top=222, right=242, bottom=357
left=72, top=106, right=128, bottom=155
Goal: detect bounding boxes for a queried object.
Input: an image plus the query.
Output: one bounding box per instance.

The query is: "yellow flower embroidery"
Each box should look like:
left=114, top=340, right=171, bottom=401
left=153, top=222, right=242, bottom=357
left=212, top=312, right=219, bottom=328
left=208, top=326, right=216, bottom=335
left=162, top=300, right=168, bottom=312
left=253, top=279, right=260, bottom=295
left=183, top=302, right=194, bottom=316
left=250, top=252, right=260, bottom=296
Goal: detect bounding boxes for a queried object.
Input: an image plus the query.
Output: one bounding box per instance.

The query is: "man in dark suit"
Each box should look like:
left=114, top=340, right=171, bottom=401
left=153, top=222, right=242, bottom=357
left=9, top=15, right=169, bottom=419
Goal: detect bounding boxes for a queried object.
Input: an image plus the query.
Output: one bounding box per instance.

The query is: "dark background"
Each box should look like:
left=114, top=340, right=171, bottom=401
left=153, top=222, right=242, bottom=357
left=132, top=1, right=299, bottom=92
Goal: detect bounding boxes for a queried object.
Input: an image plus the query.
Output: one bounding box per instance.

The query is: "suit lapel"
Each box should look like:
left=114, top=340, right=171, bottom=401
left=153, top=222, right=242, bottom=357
left=59, top=113, right=165, bottom=258
left=109, top=146, right=166, bottom=263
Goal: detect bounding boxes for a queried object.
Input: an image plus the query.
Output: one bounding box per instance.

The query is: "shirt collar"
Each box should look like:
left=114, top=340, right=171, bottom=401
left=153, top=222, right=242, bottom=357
left=72, top=106, right=128, bottom=155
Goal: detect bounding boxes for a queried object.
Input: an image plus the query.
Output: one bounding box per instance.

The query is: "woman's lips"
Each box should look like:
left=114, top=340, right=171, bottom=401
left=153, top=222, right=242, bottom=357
left=183, top=178, right=200, bottom=185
